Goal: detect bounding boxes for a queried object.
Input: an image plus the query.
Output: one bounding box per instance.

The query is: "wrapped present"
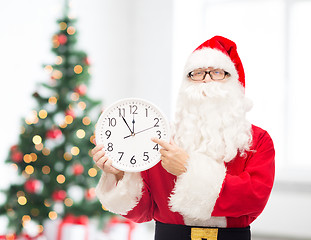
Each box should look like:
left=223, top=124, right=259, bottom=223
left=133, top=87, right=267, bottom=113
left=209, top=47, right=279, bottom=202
left=105, top=216, right=136, bottom=240
left=56, top=215, right=88, bottom=240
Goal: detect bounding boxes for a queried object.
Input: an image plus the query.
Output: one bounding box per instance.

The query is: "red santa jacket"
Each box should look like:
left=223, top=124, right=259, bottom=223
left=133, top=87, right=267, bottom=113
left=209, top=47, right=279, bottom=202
left=95, top=125, right=275, bottom=228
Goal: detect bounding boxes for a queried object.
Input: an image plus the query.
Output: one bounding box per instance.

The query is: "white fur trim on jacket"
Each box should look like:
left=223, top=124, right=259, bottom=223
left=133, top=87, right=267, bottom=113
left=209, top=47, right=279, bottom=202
left=169, top=152, right=226, bottom=222
left=95, top=172, right=143, bottom=215
left=184, top=48, right=238, bottom=80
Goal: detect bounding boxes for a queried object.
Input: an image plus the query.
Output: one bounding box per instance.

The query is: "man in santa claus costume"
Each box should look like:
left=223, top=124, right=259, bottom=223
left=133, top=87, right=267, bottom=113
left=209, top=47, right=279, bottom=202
left=92, top=36, right=275, bottom=240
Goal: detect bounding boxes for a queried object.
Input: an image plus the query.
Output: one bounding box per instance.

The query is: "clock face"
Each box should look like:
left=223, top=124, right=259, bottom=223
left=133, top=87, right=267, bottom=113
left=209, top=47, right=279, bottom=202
left=95, top=98, right=170, bottom=172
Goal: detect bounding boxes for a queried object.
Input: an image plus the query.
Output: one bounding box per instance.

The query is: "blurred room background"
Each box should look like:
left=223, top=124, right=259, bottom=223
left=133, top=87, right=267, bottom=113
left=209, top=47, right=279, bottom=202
left=1, top=0, right=310, bottom=239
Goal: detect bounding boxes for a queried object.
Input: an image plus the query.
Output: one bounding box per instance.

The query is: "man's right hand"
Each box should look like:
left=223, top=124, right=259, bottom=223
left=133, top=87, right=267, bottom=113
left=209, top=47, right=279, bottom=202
left=91, top=145, right=124, bottom=181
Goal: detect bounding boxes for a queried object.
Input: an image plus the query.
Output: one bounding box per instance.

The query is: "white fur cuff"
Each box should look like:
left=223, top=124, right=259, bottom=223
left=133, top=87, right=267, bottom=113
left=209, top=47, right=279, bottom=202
left=95, top=172, right=143, bottom=215
left=169, top=152, right=226, bottom=222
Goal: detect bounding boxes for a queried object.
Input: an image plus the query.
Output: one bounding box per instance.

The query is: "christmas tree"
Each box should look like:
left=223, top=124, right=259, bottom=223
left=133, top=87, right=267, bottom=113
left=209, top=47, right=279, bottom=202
left=0, top=3, right=110, bottom=235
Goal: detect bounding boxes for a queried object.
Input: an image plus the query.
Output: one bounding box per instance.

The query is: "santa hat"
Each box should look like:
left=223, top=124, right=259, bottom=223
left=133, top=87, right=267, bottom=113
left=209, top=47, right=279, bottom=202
left=184, top=36, right=245, bottom=88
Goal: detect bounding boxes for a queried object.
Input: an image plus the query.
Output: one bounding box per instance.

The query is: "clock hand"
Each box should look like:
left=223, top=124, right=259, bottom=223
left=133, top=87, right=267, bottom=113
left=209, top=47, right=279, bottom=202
left=124, top=126, right=155, bottom=139
left=132, top=114, right=135, bottom=133
left=122, top=116, right=134, bottom=134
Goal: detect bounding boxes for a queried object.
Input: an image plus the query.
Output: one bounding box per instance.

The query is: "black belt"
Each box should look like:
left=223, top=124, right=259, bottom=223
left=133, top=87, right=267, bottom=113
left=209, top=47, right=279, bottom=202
left=155, top=221, right=251, bottom=240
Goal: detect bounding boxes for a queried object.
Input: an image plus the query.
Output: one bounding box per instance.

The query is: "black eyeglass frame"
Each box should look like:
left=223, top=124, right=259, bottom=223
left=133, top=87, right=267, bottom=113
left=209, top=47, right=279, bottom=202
left=187, top=69, right=231, bottom=81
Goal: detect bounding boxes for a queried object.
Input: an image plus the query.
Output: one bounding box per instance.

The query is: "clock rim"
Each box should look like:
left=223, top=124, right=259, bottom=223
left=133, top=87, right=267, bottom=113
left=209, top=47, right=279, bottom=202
left=95, top=97, right=171, bottom=172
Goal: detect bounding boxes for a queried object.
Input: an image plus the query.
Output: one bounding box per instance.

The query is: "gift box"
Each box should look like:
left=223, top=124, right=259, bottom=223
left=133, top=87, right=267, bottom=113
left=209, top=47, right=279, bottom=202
left=43, top=215, right=88, bottom=240
left=57, top=215, right=88, bottom=240
left=105, top=216, right=136, bottom=240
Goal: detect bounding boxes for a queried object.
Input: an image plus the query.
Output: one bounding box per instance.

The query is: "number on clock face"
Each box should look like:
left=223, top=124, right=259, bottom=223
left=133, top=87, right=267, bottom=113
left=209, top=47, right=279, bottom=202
left=95, top=98, right=170, bottom=172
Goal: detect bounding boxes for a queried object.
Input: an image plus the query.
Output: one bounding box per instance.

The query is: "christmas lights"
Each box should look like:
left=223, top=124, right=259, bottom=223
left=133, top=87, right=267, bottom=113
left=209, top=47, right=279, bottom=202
left=56, top=174, right=66, bottom=184
left=71, top=146, right=79, bottom=156
left=74, top=64, right=83, bottom=74
left=82, top=116, right=91, bottom=125
left=1, top=3, right=105, bottom=234
left=67, top=26, right=75, bottom=35
left=63, top=152, right=72, bottom=161
left=76, top=129, right=85, bottom=138
left=88, top=168, right=97, bottom=177
left=32, top=135, right=42, bottom=145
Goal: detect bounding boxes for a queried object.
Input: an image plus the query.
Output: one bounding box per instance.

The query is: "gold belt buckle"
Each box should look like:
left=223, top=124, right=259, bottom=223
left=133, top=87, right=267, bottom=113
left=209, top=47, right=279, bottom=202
left=191, top=227, right=218, bottom=240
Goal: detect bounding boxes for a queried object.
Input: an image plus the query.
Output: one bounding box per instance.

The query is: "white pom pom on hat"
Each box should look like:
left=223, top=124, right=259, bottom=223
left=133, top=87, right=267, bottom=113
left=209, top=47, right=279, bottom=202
left=184, top=36, right=245, bottom=88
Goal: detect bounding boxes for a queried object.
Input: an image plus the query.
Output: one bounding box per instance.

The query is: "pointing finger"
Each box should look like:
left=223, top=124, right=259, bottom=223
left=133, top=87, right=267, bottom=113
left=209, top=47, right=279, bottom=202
left=151, top=138, right=173, bottom=150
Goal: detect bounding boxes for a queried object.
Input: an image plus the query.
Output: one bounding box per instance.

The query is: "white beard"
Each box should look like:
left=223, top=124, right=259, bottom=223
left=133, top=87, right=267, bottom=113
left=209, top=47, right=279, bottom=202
left=173, top=79, right=253, bottom=162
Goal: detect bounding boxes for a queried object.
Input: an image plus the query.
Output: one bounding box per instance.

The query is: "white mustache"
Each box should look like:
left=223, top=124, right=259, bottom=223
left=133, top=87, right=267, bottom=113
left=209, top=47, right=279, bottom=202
left=183, top=81, right=231, bottom=100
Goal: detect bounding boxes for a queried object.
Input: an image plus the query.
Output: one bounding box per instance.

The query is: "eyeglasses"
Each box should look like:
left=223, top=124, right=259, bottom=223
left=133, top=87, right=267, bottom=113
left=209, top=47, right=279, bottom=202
left=188, top=69, right=230, bottom=81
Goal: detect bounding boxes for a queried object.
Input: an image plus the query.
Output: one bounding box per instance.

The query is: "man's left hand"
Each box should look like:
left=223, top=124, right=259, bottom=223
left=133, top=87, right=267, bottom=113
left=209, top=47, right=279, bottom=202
left=152, top=138, right=189, bottom=176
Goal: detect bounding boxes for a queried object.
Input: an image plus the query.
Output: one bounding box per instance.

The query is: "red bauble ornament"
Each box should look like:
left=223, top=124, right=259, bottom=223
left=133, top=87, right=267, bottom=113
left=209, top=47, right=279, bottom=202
left=24, top=179, right=42, bottom=194
left=84, top=57, right=90, bottom=65
left=10, top=145, right=19, bottom=152
left=85, top=188, right=96, bottom=200
left=65, top=109, right=75, bottom=119
left=72, top=164, right=84, bottom=175
left=74, top=84, right=87, bottom=96
left=58, top=34, right=67, bottom=45
left=46, top=128, right=62, bottom=139
left=52, top=190, right=67, bottom=201
left=11, top=151, right=23, bottom=163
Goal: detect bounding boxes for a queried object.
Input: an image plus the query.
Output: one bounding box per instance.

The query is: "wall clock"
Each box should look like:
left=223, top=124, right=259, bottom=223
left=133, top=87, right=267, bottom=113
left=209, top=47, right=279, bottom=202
left=95, top=98, right=170, bottom=172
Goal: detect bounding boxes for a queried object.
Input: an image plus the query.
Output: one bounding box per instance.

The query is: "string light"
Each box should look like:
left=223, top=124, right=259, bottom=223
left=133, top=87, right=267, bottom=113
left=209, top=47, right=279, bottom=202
left=30, top=153, right=37, bottom=162
left=65, top=115, right=73, bottom=124
left=42, top=166, right=51, bottom=174
left=90, top=135, right=95, bottom=144
left=63, top=152, right=72, bottom=161
left=59, top=22, right=67, bottom=30
left=18, top=196, right=27, bottom=205
left=78, top=101, right=86, bottom=110
left=44, top=65, right=53, bottom=73
left=56, top=174, right=66, bottom=184
left=48, top=211, right=57, bottom=220
left=76, top=129, right=85, bottom=139
left=11, top=163, right=18, bottom=171
left=82, top=116, right=91, bottom=125
left=64, top=198, right=73, bottom=207
left=59, top=122, right=68, bottom=128
left=42, top=148, right=51, bottom=156
left=71, top=92, right=79, bottom=101
left=55, top=56, right=63, bottom=65
left=22, top=171, right=30, bottom=179
left=25, top=110, right=39, bottom=125
left=22, top=215, right=31, bottom=226
left=17, top=191, right=25, bottom=197
left=52, top=70, right=63, bottom=79
left=25, top=165, right=34, bottom=175
left=67, top=26, right=75, bottom=35
left=39, top=110, right=48, bottom=119
left=38, top=225, right=44, bottom=233
left=35, top=143, right=44, bottom=151
left=49, top=96, right=58, bottom=105
left=71, top=146, right=80, bottom=156
left=44, top=199, right=52, bottom=207
left=32, top=135, right=42, bottom=145
left=23, top=154, right=32, bottom=163
left=74, top=65, right=83, bottom=74
left=88, top=168, right=97, bottom=177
